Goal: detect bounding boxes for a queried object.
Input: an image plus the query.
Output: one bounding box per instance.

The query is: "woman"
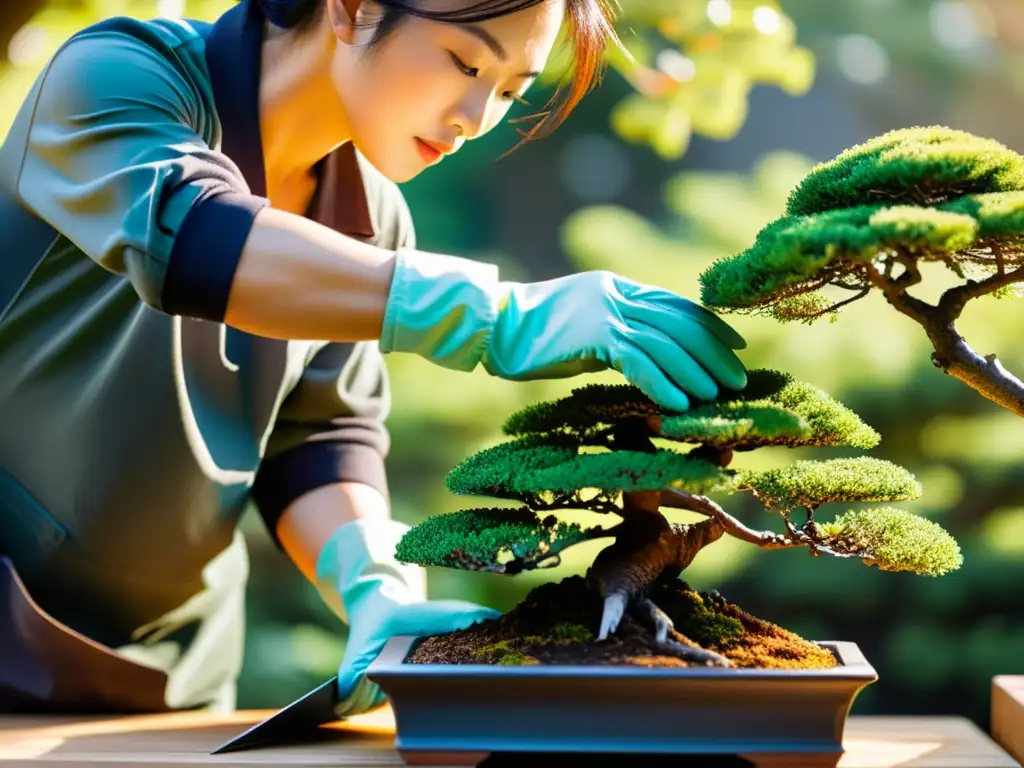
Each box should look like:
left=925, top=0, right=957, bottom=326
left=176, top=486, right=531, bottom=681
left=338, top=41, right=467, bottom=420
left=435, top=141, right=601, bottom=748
left=0, top=0, right=748, bottom=717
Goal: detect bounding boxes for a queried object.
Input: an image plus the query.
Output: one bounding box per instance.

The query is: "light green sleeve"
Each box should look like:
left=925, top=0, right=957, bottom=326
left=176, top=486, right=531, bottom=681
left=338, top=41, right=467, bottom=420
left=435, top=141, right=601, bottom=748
left=1, top=19, right=268, bottom=320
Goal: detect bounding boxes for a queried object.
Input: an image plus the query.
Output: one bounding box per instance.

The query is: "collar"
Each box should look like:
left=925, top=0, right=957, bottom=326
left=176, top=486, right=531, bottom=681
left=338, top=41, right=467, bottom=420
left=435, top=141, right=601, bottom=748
left=203, top=0, right=375, bottom=238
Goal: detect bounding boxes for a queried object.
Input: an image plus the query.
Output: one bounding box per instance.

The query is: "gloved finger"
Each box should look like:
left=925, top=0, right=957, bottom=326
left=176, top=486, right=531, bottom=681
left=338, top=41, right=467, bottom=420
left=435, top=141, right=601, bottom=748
left=678, top=330, right=748, bottom=392
left=611, top=343, right=692, bottom=412
left=624, top=323, right=720, bottom=403
left=622, top=285, right=748, bottom=350
left=335, top=630, right=388, bottom=705
left=388, top=600, right=500, bottom=638
left=625, top=307, right=748, bottom=392
left=333, top=674, right=388, bottom=720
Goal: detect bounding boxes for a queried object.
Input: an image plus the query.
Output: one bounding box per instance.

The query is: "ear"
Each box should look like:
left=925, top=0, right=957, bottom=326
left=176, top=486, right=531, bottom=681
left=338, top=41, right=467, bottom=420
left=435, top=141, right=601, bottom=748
left=327, top=0, right=365, bottom=44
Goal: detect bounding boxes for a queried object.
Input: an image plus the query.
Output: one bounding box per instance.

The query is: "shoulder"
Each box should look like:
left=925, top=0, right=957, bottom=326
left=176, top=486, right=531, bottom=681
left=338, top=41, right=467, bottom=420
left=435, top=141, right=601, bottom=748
left=354, top=151, right=417, bottom=251
left=36, top=16, right=213, bottom=118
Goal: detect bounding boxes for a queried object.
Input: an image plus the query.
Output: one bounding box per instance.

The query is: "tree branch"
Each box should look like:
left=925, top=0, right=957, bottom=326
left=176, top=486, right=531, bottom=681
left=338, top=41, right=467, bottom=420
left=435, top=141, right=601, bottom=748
left=805, top=287, right=871, bottom=319
left=863, top=262, right=933, bottom=324
left=925, top=328, right=1024, bottom=417
left=659, top=490, right=871, bottom=561
left=529, top=491, right=623, bottom=515
left=937, top=266, right=1024, bottom=321
left=659, top=490, right=794, bottom=549
left=859, top=257, right=1024, bottom=415
left=993, top=243, right=1006, bottom=276
left=892, top=252, right=923, bottom=288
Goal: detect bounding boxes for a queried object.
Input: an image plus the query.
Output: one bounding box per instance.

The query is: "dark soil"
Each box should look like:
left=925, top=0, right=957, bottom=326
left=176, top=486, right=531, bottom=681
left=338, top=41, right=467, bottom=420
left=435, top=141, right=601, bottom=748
left=408, top=575, right=837, bottom=669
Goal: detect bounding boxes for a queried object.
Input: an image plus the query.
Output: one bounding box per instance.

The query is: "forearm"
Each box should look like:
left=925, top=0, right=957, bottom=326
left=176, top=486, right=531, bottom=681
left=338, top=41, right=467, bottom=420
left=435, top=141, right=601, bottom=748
left=276, top=481, right=391, bottom=584
left=223, top=207, right=397, bottom=342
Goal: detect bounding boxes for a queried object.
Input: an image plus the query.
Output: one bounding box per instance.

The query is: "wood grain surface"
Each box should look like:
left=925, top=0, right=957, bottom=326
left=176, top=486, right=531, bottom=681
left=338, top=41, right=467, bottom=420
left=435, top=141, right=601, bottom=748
left=0, top=707, right=1019, bottom=767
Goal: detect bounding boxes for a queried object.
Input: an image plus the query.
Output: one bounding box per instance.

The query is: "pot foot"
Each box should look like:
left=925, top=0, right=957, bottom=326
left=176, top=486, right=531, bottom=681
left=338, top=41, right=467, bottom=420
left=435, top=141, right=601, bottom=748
left=738, top=751, right=842, bottom=767
left=398, top=749, right=491, bottom=766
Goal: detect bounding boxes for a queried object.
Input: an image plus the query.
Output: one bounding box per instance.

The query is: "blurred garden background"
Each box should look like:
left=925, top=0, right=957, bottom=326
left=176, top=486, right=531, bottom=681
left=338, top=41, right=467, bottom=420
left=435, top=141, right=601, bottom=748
left=3, top=0, right=1023, bottom=731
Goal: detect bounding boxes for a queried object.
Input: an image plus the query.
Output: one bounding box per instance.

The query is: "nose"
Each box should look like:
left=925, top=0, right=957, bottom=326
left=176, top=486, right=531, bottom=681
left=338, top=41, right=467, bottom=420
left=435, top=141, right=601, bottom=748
left=450, top=85, right=498, bottom=141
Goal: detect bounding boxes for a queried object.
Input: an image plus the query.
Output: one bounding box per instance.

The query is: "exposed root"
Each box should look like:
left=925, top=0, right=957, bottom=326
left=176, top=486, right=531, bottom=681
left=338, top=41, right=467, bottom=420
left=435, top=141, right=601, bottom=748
left=632, top=595, right=734, bottom=667
left=597, top=591, right=627, bottom=641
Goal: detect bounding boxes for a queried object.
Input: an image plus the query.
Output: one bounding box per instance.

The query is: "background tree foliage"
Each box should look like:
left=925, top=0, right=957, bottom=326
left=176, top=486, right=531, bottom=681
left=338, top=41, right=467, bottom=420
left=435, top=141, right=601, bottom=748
left=2, top=0, right=1023, bottom=732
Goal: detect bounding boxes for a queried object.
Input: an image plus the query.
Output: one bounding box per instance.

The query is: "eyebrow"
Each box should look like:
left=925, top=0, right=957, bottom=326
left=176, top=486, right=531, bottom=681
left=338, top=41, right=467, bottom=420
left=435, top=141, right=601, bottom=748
left=461, top=24, right=542, bottom=79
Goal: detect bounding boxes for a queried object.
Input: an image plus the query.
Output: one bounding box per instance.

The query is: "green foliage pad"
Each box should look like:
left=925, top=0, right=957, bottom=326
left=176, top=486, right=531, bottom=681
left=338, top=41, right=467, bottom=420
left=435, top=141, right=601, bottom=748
left=817, top=507, right=963, bottom=576
left=739, top=457, right=922, bottom=512
left=786, top=126, right=1024, bottom=217
left=399, top=362, right=960, bottom=583
left=503, top=369, right=879, bottom=450
left=395, top=507, right=602, bottom=572
left=699, top=126, right=1024, bottom=321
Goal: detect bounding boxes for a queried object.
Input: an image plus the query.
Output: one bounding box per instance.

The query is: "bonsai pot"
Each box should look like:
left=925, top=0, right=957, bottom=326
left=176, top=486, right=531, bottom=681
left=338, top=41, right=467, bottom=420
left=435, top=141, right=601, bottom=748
left=366, top=634, right=877, bottom=767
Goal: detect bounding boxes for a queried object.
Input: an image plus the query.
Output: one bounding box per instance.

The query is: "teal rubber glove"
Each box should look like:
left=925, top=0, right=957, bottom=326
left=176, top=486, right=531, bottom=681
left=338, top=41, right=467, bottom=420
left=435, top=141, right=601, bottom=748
left=314, top=517, right=499, bottom=718
left=380, top=249, right=747, bottom=411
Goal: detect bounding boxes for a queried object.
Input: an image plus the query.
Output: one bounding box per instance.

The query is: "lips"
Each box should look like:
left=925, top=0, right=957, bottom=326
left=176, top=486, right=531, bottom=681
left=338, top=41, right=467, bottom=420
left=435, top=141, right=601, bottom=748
left=415, top=137, right=453, bottom=164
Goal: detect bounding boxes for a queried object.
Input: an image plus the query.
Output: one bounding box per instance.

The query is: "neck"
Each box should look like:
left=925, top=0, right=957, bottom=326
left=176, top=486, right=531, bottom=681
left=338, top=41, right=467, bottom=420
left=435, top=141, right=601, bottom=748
left=258, top=18, right=351, bottom=182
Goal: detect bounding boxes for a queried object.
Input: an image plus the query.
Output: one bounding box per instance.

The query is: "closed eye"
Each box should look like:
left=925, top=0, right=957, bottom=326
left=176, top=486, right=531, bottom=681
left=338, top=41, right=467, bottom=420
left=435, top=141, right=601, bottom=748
left=450, top=51, right=529, bottom=104
left=449, top=51, right=479, bottom=77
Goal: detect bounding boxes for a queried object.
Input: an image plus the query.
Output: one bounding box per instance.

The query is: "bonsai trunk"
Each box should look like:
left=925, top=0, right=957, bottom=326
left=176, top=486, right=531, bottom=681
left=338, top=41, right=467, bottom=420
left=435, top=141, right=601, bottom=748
left=584, top=491, right=732, bottom=666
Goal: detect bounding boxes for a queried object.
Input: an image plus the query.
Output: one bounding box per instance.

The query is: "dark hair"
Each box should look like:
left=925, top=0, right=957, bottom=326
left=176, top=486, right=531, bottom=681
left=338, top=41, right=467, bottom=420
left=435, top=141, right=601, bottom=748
left=255, top=0, right=621, bottom=144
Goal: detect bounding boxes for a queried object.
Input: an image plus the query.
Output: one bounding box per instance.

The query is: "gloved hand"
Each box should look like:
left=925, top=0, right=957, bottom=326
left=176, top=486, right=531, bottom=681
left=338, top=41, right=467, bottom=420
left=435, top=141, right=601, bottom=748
left=380, top=250, right=747, bottom=411
left=314, top=517, right=499, bottom=718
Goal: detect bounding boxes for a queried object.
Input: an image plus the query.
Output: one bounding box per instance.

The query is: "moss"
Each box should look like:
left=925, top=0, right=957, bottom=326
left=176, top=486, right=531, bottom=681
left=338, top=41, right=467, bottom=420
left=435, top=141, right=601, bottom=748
left=652, top=586, right=745, bottom=647
left=409, top=576, right=837, bottom=670
left=471, top=640, right=539, bottom=666
left=739, top=457, right=922, bottom=512
left=548, top=622, right=595, bottom=644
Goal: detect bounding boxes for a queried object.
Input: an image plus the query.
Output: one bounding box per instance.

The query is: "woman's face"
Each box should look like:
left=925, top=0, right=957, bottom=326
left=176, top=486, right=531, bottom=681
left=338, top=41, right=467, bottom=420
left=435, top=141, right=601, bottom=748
left=330, top=0, right=565, bottom=182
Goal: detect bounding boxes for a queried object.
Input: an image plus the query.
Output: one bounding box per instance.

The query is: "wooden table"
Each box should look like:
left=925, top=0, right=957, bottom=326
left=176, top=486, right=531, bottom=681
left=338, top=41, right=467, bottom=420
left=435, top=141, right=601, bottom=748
left=993, top=676, right=1024, bottom=766
left=0, top=708, right=1019, bottom=767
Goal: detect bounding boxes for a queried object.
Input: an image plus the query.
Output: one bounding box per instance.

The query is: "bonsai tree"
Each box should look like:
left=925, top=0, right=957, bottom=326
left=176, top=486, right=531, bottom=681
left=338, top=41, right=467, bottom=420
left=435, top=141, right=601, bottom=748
left=699, top=126, right=1024, bottom=417
left=396, top=369, right=962, bottom=667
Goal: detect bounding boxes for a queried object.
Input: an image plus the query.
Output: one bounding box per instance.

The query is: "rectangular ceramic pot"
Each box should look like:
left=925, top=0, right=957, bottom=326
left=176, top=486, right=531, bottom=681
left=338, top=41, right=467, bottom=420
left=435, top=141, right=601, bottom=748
left=366, top=635, right=878, bottom=767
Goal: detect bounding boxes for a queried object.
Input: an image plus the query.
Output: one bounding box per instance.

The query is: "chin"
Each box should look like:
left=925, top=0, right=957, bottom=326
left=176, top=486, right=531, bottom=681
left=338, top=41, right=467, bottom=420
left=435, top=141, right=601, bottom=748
left=352, top=140, right=423, bottom=184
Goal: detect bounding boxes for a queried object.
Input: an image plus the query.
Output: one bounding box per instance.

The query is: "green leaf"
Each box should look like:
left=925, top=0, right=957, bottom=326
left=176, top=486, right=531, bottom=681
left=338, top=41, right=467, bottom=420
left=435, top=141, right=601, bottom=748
left=769, top=377, right=881, bottom=449
left=939, top=191, right=1024, bottom=243
left=521, top=450, right=735, bottom=495
left=699, top=204, right=978, bottom=312
left=503, top=369, right=878, bottom=451
left=503, top=383, right=660, bottom=437
left=786, top=126, right=1024, bottom=217
left=816, top=507, right=963, bottom=576
left=740, top=457, right=922, bottom=511
left=659, top=402, right=810, bottom=446
left=394, top=507, right=601, bottom=572
left=763, top=293, right=840, bottom=323
left=445, top=435, right=578, bottom=498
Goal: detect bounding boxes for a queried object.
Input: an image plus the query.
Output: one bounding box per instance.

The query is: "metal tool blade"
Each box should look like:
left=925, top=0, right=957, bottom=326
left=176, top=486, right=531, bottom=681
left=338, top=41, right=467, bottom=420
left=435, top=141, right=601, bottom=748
left=211, top=676, right=339, bottom=754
